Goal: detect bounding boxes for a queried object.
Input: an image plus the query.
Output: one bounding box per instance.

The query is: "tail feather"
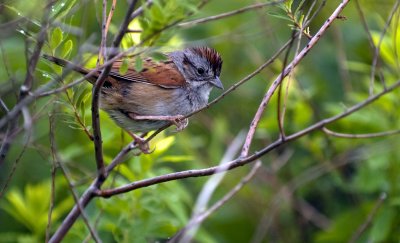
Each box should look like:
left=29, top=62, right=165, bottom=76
left=42, top=54, right=92, bottom=77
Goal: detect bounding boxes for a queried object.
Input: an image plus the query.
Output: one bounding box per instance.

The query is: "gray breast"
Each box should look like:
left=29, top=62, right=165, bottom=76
left=180, top=85, right=212, bottom=114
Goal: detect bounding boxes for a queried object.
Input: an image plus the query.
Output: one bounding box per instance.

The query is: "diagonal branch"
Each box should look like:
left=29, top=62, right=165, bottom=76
left=178, top=1, right=284, bottom=27
left=240, top=0, right=351, bottom=157
left=91, top=0, right=139, bottom=180
left=0, top=0, right=55, bottom=164
left=171, top=160, right=262, bottom=242
left=95, top=79, right=400, bottom=198
left=49, top=110, right=102, bottom=243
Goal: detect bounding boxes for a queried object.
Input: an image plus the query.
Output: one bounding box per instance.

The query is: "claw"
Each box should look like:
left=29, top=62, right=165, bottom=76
left=128, top=132, right=153, bottom=154
left=173, top=118, right=189, bottom=131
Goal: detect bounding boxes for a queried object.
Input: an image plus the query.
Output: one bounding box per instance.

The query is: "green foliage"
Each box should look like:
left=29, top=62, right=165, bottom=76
left=50, top=27, right=63, bottom=51
left=138, top=0, right=198, bottom=45
left=1, top=0, right=400, bottom=242
left=134, top=56, right=143, bottom=72
left=50, top=0, right=78, bottom=19
left=269, top=0, right=310, bottom=36
left=61, top=135, right=194, bottom=242
left=0, top=180, right=73, bottom=242
left=119, top=57, right=130, bottom=75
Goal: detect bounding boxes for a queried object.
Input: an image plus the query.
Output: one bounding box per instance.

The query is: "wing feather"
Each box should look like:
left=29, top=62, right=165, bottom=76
left=110, top=58, right=186, bottom=88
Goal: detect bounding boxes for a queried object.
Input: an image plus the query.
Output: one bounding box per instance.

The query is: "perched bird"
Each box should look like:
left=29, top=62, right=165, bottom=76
left=43, top=47, right=223, bottom=150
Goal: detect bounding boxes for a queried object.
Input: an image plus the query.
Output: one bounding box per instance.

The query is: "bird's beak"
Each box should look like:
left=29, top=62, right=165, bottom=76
left=210, top=77, right=224, bottom=89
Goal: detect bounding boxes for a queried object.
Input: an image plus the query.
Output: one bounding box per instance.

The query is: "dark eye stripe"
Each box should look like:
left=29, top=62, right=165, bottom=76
left=183, top=54, right=197, bottom=69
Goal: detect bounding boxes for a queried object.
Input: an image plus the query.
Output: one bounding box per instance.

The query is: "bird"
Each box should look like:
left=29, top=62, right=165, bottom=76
left=43, top=46, right=223, bottom=151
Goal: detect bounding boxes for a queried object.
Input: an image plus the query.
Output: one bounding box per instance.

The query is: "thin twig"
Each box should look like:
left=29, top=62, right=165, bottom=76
left=97, top=0, right=116, bottom=65
left=0, top=0, right=55, bottom=165
left=20, top=0, right=55, bottom=99
left=178, top=1, right=284, bottom=27
left=369, top=0, right=400, bottom=95
left=171, top=160, right=261, bottom=243
left=49, top=113, right=102, bottom=243
left=293, top=198, right=331, bottom=229
left=90, top=0, right=139, bottom=180
left=64, top=89, right=93, bottom=140
left=241, top=0, right=351, bottom=158
left=322, top=127, right=400, bottom=139
left=0, top=99, right=11, bottom=165
left=349, top=193, right=387, bottom=243
left=0, top=130, right=31, bottom=199
left=354, top=0, right=375, bottom=49
left=95, top=79, right=400, bottom=198
left=46, top=113, right=57, bottom=243
left=251, top=150, right=355, bottom=243
left=129, top=0, right=153, bottom=21
left=173, top=132, right=245, bottom=242
left=276, top=30, right=297, bottom=139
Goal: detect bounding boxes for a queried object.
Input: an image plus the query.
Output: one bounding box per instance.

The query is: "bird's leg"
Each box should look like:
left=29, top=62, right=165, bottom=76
left=128, top=114, right=189, bottom=131
left=128, top=132, right=153, bottom=154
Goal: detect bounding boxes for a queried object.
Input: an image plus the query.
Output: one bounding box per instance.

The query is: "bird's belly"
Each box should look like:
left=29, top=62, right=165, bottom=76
left=100, top=84, right=209, bottom=133
left=133, top=88, right=205, bottom=116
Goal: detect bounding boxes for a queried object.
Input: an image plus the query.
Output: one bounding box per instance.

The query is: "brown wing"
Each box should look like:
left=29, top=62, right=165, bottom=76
left=110, top=57, right=186, bottom=89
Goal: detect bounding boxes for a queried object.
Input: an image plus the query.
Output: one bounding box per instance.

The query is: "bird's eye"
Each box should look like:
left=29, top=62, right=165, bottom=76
left=197, top=67, right=205, bottom=75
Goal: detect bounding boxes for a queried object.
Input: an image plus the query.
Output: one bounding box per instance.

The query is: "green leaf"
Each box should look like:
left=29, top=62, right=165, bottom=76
left=369, top=206, right=395, bottom=242
left=0, top=181, right=72, bottom=235
left=50, top=27, right=63, bottom=50
left=51, top=0, right=77, bottom=19
left=134, top=56, right=143, bottom=72
left=80, top=101, right=86, bottom=120
left=61, top=39, right=73, bottom=58
left=150, top=52, right=168, bottom=62
left=119, top=58, right=129, bottom=75
left=149, top=1, right=165, bottom=22
left=180, top=2, right=199, bottom=14
left=268, top=12, right=292, bottom=21
left=153, top=136, right=175, bottom=154
left=72, top=84, right=90, bottom=106
left=284, top=0, right=293, bottom=10
left=118, top=164, right=136, bottom=181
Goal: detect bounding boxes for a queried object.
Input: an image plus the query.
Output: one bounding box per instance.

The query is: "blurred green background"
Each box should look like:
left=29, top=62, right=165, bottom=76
left=1, top=0, right=400, bottom=242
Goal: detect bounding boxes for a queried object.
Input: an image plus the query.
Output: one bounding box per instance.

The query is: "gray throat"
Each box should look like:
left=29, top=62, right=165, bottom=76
left=185, top=83, right=212, bottom=111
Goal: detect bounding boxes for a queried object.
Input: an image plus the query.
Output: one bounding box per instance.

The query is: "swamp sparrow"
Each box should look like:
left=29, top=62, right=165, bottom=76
left=43, top=47, right=223, bottom=138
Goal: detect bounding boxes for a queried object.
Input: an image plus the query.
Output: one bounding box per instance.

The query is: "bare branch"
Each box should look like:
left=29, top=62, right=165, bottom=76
left=174, top=132, right=245, bottom=242
left=294, top=198, right=331, bottom=229
left=0, top=131, right=31, bottom=199
left=349, top=193, right=387, bottom=243
left=49, top=107, right=102, bottom=243
left=276, top=30, right=297, bottom=139
left=241, top=0, right=351, bottom=158
left=46, top=113, right=57, bottom=243
left=322, top=127, right=400, bottom=139
left=369, top=0, right=400, bottom=95
left=178, top=1, right=284, bottom=27
left=95, top=79, right=400, bottom=198
left=171, top=160, right=261, bottom=242
left=19, top=0, right=55, bottom=99
left=90, top=0, right=139, bottom=180
left=0, top=0, right=55, bottom=165
left=97, top=0, right=116, bottom=65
